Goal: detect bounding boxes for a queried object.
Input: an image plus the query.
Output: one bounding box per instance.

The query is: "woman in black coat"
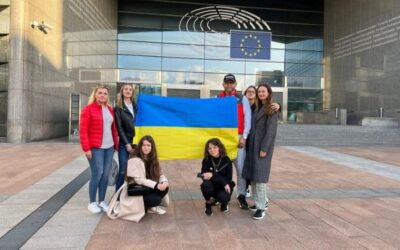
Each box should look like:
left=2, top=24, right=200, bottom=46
left=114, top=83, right=137, bottom=191
left=242, top=83, right=278, bottom=220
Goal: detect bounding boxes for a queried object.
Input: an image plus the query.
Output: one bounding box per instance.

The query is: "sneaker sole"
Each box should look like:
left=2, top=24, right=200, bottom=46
left=88, top=208, right=102, bottom=214
left=204, top=212, right=213, bottom=216
left=252, top=214, right=265, bottom=220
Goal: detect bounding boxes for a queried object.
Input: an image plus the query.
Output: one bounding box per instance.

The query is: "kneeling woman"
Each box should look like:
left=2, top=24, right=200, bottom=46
left=200, top=138, right=234, bottom=216
left=108, top=135, right=169, bottom=222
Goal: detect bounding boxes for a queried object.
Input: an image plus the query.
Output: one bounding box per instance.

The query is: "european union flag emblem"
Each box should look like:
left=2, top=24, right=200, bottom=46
left=230, top=30, right=271, bottom=60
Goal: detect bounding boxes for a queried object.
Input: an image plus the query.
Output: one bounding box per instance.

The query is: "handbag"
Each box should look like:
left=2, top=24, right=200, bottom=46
left=127, top=183, right=151, bottom=196
left=108, top=158, right=118, bottom=186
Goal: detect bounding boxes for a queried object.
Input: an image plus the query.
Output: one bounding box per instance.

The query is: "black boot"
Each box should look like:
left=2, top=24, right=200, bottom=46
left=237, top=194, right=248, bottom=209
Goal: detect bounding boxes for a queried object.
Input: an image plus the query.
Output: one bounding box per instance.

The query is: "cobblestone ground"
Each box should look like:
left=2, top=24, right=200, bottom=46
left=85, top=147, right=400, bottom=250
left=1, top=126, right=400, bottom=249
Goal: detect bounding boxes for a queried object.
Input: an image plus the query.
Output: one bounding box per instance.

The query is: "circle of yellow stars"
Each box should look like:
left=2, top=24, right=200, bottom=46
left=240, top=34, right=262, bottom=57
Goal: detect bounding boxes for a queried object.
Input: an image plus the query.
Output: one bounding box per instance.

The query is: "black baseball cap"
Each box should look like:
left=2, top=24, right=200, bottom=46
left=223, top=74, right=236, bottom=83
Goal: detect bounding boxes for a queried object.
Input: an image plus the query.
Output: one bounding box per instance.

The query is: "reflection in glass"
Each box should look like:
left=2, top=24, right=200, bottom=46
left=285, top=63, right=322, bottom=77
left=246, top=61, right=284, bottom=74
left=285, top=50, right=322, bottom=63
left=163, top=44, right=204, bottom=59
left=288, top=89, right=323, bottom=112
left=118, top=27, right=162, bottom=42
left=286, top=38, right=323, bottom=51
left=139, top=84, right=161, bottom=96
left=162, top=71, right=203, bottom=85
left=205, top=60, right=245, bottom=74
left=288, top=76, right=321, bottom=88
left=118, top=55, right=161, bottom=70
left=245, top=74, right=283, bottom=87
left=255, top=73, right=284, bottom=87
left=205, top=46, right=285, bottom=61
left=168, top=89, right=200, bottom=98
left=205, top=46, right=230, bottom=59
left=162, top=58, right=204, bottom=72
left=272, top=39, right=285, bottom=49
left=117, top=1, right=324, bottom=95
left=205, top=32, right=230, bottom=46
left=163, top=31, right=204, bottom=45
left=119, top=41, right=161, bottom=56
left=119, top=69, right=161, bottom=84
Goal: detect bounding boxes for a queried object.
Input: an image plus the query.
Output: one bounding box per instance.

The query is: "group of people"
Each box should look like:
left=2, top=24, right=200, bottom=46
left=79, top=73, right=279, bottom=222
left=79, top=83, right=169, bottom=221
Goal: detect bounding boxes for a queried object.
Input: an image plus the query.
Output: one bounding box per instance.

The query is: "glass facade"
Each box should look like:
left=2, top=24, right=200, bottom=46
left=118, top=0, right=324, bottom=116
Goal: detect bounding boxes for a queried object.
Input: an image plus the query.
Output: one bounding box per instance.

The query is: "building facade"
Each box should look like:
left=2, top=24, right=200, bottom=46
left=1, top=0, right=399, bottom=142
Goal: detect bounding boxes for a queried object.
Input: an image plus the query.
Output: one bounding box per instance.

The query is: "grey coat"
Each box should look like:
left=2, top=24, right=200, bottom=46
left=242, top=106, right=278, bottom=183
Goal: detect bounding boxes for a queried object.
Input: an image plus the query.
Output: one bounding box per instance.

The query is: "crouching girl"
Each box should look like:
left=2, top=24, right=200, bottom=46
left=200, top=138, right=234, bottom=216
left=107, top=135, right=169, bottom=222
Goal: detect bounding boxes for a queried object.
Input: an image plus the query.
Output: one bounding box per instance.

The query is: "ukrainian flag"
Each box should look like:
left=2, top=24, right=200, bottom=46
left=134, top=95, right=238, bottom=160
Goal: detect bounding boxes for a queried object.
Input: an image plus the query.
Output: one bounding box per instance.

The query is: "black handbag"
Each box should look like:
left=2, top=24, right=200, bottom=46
left=127, top=183, right=151, bottom=196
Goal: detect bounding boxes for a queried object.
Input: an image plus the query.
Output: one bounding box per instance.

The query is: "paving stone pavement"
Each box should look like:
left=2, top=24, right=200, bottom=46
left=0, top=155, right=87, bottom=239
left=1, top=130, right=400, bottom=249
left=285, top=146, right=400, bottom=181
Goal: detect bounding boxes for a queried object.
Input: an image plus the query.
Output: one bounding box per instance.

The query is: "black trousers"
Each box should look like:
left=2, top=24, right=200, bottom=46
left=143, top=187, right=169, bottom=208
left=200, top=180, right=233, bottom=204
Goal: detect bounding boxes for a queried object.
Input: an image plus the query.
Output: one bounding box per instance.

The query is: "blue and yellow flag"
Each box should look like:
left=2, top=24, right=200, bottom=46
left=134, top=95, right=238, bottom=160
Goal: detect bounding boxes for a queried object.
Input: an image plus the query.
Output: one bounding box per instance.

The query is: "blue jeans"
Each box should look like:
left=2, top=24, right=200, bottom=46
left=116, top=141, right=130, bottom=191
left=88, top=146, right=114, bottom=203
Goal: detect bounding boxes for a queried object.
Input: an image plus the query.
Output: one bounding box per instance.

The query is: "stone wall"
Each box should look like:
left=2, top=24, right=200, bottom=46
left=7, top=0, right=117, bottom=142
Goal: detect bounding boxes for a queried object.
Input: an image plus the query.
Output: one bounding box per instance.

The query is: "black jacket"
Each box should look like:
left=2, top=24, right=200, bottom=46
left=114, top=102, right=137, bottom=146
left=201, top=156, right=232, bottom=188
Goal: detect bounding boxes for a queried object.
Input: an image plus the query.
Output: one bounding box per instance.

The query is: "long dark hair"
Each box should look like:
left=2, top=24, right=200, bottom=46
left=127, top=135, right=161, bottom=182
left=204, top=138, right=227, bottom=159
left=256, top=83, right=274, bottom=116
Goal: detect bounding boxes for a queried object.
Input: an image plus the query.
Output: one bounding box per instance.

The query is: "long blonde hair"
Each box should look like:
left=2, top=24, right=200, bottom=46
left=117, top=83, right=136, bottom=108
left=88, top=85, right=111, bottom=106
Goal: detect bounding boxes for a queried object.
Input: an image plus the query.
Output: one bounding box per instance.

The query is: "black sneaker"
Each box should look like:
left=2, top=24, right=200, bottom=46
left=248, top=205, right=257, bottom=211
left=204, top=203, right=213, bottom=216
left=220, top=203, right=229, bottom=213
left=237, top=195, right=248, bottom=209
left=252, top=209, right=265, bottom=220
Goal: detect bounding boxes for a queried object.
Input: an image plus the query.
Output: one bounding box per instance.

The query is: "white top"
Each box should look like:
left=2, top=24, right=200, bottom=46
left=101, top=106, right=114, bottom=149
left=125, top=101, right=135, bottom=118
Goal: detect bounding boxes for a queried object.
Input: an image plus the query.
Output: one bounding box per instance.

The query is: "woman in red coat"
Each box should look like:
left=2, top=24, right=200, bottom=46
left=80, top=86, right=118, bottom=214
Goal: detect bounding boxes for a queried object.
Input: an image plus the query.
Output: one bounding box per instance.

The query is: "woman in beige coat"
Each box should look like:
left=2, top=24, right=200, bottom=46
left=107, top=135, right=169, bottom=222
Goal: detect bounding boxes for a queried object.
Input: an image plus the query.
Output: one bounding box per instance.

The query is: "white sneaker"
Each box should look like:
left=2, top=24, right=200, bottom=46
left=98, top=201, right=109, bottom=213
left=88, top=202, right=101, bottom=214
left=148, top=206, right=166, bottom=215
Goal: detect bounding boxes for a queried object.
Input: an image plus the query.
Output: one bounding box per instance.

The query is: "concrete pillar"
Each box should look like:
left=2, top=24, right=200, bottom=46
left=161, top=83, right=167, bottom=96
left=7, top=0, right=30, bottom=142
left=200, top=85, right=210, bottom=98
left=282, top=76, right=288, bottom=122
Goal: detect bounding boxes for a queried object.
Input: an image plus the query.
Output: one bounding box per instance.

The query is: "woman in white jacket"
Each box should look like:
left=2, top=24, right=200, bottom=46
left=108, top=135, right=169, bottom=222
